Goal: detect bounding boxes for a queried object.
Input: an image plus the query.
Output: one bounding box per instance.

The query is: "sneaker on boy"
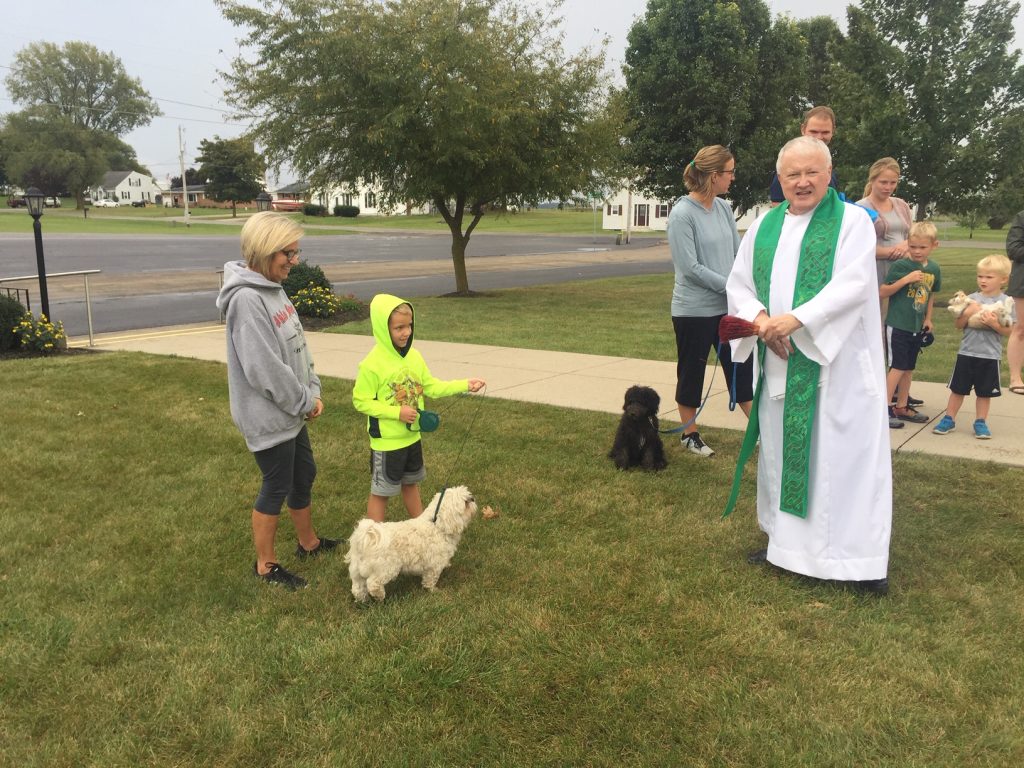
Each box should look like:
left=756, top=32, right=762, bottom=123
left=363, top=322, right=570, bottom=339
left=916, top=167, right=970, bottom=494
left=887, top=407, right=906, bottom=429
left=932, top=415, right=955, bottom=435
left=893, top=405, right=929, bottom=424
left=681, top=431, right=715, bottom=457
left=973, top=419, right=992, bottom=439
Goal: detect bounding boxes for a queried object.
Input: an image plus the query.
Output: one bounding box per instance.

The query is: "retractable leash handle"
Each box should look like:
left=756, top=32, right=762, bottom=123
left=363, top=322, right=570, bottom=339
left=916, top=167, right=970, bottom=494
left=406, top=409, right=441, bottom=432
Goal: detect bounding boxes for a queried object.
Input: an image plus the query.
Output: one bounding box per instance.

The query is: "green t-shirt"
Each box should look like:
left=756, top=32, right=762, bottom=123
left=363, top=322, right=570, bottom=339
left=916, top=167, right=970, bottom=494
left=884, top=258, right=942, bottom=332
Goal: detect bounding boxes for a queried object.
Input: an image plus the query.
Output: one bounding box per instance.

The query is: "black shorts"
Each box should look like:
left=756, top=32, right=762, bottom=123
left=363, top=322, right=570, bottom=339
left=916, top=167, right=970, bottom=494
left=672, top=314, right=754, bottom=407
left=948, top=354, right=1002, bottom=397
left=887, top=326, right=926, bottom=371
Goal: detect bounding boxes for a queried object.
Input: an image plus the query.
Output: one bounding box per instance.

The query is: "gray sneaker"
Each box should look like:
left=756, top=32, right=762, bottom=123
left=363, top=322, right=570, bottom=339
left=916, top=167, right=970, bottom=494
left=681, top=431, right=715, bottom=457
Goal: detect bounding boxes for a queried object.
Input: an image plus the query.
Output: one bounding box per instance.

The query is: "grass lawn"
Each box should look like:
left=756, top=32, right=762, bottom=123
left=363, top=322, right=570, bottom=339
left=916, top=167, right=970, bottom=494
left=1, top=352, right=1022, bottom=766
left=331, top=244, right=1014, bottom=386
left=0, top=209, right=349, bottom=237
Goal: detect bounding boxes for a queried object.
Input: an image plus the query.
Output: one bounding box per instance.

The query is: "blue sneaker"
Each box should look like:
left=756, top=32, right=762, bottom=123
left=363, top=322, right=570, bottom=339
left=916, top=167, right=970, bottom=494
left=973, top=419, right=992, bottom=439
left=932, top=415, right=955, bottom=435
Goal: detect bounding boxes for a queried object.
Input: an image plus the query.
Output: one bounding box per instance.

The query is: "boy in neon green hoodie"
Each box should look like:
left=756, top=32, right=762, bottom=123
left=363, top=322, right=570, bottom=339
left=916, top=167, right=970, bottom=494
left=353, top=294, right=486, bottom=521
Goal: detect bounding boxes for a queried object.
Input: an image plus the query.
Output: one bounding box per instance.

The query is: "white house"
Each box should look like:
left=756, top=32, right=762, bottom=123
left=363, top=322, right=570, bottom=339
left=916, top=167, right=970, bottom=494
left=602, top=188, right=766, bottom=233
left=315, top=181, right=432, bottom=216
left=90, top=171, right=163, bottom=205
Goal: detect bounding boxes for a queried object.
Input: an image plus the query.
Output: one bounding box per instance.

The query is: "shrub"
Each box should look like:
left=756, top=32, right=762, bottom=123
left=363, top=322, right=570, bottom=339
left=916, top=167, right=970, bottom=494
left=291, top=285, right=344, bottom=318
left=282, top=261, right=332, bottom=300
left=14, top=313, right=66, bottom=354
left=334, top=205, right=360, bottom=217
left=0, top=294, right=28, bottom=351
left=302, top=203, right=327, bottom=217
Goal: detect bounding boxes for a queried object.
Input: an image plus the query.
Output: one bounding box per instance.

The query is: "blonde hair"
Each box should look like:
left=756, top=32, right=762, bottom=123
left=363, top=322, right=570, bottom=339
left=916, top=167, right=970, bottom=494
left=977, top=254, right=1012, bottom=278
left=863, top=157, right=900, bottom=199
left=909, top=221, right=938, bottom=243
left=239, top=211, right=304, bottom=278
left=683, top=145, right=734, bottom=197
left=802, top=105, right=836, bottom=129
left=389, top=303, right=413, bottom=321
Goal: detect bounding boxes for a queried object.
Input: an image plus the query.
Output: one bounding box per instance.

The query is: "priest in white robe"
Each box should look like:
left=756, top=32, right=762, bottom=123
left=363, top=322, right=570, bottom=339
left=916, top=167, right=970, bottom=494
left=725, top=136, right=892, bottom=594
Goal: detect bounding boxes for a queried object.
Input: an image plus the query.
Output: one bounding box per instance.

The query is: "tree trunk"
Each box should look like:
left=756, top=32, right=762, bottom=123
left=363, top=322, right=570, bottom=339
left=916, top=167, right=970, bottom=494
left=231, top=200, right=237, bottom=218
left=915, top=194, right=930, bottom=222
left=435, top=194, right=483, bottom=294
left=450, top=234, right=470, bottom=294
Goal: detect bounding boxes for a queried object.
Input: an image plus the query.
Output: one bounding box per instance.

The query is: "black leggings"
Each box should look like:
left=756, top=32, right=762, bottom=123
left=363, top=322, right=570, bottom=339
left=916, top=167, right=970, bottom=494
left=252, top=426, right=317, bottom=515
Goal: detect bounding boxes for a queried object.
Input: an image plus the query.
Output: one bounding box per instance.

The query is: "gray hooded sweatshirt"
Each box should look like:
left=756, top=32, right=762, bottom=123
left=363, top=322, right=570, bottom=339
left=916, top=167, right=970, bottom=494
left=216, top=260, right=321, bottom=452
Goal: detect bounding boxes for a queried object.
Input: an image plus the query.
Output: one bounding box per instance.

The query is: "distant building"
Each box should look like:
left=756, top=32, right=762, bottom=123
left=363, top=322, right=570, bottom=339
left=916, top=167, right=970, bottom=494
left=313, top=181, right=431, bottom=216
left=602, top=187, right=766, bottom=232
left=90, top=171, right=163, bottom=205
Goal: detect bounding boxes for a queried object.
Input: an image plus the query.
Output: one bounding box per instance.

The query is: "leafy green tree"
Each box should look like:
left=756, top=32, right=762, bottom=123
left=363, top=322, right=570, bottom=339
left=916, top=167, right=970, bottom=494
left=196, top=136, right=266, bottom=217
left=5, top=41, right=160, bottom=135
left=623, top=0, right=807, bottom=214
left=218, top=0, right=618, bottom=293
left=0, top=110, right=131, bottom=206
left=170, top=168, right=205, bottom=190
left=830, top=0, right=1022, bottom=218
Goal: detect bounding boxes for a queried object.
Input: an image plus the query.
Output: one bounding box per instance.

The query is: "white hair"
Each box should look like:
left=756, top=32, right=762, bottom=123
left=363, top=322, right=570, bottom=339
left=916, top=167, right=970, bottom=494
left=776, top=136, right=832, bottom=173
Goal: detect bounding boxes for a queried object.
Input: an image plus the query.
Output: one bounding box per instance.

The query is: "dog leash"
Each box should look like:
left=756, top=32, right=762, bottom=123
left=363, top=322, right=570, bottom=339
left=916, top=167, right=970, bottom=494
left=429, top=384, right=488, bottom=523
left=659, top=342, right=742, bottom=434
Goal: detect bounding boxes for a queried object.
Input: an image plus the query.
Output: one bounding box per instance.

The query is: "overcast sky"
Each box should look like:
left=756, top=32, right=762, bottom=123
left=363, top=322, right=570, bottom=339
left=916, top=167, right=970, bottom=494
left=2, top=0, right=1022, bottom=185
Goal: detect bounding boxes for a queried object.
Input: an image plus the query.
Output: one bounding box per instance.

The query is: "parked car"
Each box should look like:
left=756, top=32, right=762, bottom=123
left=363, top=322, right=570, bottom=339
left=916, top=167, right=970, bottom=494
left=131, top=200, right=150, bottom=207
left=44, top=197, right=62, bottom=208
left=92, top=199, right=119, bottom=208
left=271, top=199, right=305, bottom=212
left=6, top=196, right=28, bottom=208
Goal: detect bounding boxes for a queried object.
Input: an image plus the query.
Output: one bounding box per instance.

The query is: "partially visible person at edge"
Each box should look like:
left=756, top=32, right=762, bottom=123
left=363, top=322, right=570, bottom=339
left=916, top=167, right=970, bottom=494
left=767, top=105, right=840, bottom=206
left=725, top=136, right=891, bottom=595
left=216, top=211, right=339, bottom=591
left=668, top=144, right=753, bottom=458
left=1006, top=210, right=1024, bottom=396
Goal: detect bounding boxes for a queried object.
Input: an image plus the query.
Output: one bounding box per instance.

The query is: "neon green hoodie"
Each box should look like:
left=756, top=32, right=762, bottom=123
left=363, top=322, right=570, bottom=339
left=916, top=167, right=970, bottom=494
left=352, top=294, right=468, bottom=451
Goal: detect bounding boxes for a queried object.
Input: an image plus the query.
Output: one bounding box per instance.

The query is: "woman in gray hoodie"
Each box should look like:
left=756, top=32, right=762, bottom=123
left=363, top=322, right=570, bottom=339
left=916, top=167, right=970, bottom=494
left=216, top=212, right=337, bottom=590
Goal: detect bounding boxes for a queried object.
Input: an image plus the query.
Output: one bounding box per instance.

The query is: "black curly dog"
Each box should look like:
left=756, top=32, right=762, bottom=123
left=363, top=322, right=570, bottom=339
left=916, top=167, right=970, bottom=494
left=608, top=385, right=668, bottom=471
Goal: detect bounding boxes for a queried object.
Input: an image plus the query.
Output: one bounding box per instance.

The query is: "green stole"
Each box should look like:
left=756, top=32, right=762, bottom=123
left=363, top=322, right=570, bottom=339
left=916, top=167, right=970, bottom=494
left=723, top=187, right=844, bottom=519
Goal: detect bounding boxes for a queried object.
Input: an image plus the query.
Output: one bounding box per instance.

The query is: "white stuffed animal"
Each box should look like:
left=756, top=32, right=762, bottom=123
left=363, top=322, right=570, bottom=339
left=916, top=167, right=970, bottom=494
left=946, top=290, right=1014, bottom=329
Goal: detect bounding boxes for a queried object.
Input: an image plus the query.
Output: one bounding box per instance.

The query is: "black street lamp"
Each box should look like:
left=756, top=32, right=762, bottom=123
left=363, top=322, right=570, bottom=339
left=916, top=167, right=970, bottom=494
left=256, top=191, right=272, bottom=213
left=24, top=187, right=51, bottom=320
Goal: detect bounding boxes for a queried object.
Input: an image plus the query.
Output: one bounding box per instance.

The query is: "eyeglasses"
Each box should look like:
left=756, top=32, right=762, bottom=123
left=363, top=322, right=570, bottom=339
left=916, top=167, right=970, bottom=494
left=280, top=248, right=302, bottom=262
left=719, top=168, right=737, bottom=176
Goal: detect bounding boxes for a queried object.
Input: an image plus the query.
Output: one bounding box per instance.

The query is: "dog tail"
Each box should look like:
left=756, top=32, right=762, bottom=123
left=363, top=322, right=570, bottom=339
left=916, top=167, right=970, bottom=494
left=346, top=518, right=382, bottom=563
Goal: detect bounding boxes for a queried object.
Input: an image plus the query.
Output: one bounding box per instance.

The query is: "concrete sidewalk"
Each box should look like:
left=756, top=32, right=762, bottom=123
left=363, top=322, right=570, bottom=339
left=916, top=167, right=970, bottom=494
left=73, top=323, right=1024, bottom=468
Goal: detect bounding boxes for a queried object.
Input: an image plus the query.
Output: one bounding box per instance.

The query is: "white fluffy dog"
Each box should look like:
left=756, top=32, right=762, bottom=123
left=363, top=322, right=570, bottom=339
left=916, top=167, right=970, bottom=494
left=345, top=485, right=478, bottom=602
left=947, top=290, right=1014, bottom=329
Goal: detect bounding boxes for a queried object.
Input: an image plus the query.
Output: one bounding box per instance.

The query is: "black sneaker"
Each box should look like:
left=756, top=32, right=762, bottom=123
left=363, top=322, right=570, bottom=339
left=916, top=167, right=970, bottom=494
left=891, top=395, right=924, bottom=407
left=254, top=561, right=307, bottom=590
left=295, top=537, right=341, bottom=559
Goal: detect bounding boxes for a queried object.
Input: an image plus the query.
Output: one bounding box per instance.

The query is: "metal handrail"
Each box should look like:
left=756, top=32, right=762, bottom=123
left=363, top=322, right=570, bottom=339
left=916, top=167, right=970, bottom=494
left=0, top=269, right=101, bottom=346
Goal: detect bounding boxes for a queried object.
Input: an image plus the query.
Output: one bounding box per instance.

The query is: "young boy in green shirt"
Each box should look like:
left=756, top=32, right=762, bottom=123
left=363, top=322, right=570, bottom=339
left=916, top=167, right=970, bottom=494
left=880, top=221, right=942, bottom=428
left=352, top=294, right=485, bottom=522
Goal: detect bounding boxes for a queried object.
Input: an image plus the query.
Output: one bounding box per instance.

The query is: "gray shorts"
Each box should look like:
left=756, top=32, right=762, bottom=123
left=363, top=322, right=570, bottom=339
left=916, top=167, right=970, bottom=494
left=370, top=442, right=426, bottom=497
